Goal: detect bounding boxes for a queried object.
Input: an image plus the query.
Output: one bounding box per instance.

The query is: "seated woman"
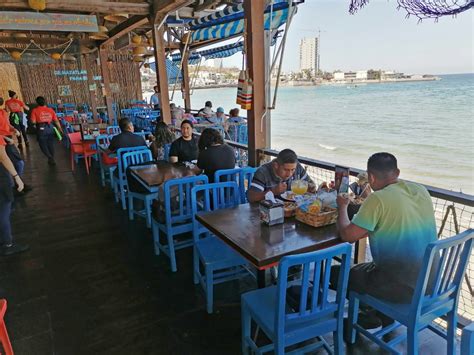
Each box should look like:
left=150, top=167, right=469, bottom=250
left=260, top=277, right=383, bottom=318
left=197, top=128, right=235, bottom=183
left=197, top=101, right=215, bottom=118
left=170, top=103, right=184, bottom=127
left=149, top=121, right=175, bottom=160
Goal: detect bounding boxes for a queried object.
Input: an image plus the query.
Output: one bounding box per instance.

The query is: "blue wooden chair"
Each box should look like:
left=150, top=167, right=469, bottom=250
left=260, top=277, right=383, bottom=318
left=151, top=175, right=209, bottom=272
left=461, top=322, right=474, bottom=355
left=95, top=134, right=115, bottom=187
left=106, top=125, right=121, bottom=135
left=191, top=182, right=252, bottom=314
left=113, top=146, right=148, bottom=210
left=241, top=243, right=352, bottom=355
left=124, top=151, right=156, bottom=228
left=347, top=229, right=474, bottom=355
left=214, top=167, right=257, bottom=204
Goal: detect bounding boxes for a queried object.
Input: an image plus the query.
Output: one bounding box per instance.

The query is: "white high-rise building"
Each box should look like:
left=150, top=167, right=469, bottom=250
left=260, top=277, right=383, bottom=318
left=299, top=37, right=319, bottom=74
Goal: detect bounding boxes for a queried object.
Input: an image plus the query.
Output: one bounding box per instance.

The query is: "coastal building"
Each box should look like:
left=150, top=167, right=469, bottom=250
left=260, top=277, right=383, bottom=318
left=299, top=37, right=319, bottom=74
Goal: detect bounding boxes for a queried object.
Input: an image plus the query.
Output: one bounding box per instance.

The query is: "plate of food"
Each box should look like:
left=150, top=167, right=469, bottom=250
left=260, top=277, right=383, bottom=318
left=283, top=201, right=297, bottom=217
left=280, top=191, right=296, bottom=201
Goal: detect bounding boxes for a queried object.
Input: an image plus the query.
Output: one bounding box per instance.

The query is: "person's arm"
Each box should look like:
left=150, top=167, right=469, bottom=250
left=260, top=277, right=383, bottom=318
left=0, top=144, right=24, bottom=191
left=22, top=102, right=30, bottom=111
left=30, top=109, right=37, bottom=126
left=51, top=111, right=63, bottom=132
left=168, top=140, right=178, bottom=163
left=336, top=194, right=369, bottom=242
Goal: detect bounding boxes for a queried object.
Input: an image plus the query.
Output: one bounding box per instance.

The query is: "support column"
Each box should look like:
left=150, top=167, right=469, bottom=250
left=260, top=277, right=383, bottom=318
left=85, top=54, right=98, bottom=121
left=181, top=46, right=191, bottom=111
left=244, top=0, right=267, bottom=167
left=152, top=23, right=171, bottom=123
left=98, top=48, right=115, bottom=125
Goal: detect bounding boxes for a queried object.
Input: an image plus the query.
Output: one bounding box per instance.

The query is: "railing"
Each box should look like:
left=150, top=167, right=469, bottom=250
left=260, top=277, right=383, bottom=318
left=225, top=141, right=474, bottom=326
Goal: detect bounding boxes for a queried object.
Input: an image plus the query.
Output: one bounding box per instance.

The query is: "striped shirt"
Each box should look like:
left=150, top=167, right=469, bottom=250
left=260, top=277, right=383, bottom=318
left=249, top=161, right=314, bottom=193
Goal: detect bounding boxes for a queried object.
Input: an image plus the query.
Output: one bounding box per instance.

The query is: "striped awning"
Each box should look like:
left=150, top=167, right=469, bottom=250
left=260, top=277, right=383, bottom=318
left=190, top=1, right=297, bottom=42
left=170, top=31, right=281, bottom=64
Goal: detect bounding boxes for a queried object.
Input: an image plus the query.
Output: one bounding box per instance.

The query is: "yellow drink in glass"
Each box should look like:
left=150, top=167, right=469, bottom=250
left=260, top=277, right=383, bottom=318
left=291, top=180, right=308, bottom=195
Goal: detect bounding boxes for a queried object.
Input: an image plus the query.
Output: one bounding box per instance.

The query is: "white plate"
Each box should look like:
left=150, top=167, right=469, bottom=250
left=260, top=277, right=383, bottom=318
left=280, top=191, right=296, bottom=201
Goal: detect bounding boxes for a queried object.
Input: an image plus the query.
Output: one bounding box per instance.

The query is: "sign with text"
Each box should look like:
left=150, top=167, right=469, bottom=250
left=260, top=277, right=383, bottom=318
left=0, top=12, right=99, bottom=32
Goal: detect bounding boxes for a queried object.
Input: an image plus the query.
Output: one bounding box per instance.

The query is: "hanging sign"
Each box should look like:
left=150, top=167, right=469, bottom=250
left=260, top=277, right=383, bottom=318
left=58, top=85, right=72, bottom=96
left=0, top=12, right=99, bottom=32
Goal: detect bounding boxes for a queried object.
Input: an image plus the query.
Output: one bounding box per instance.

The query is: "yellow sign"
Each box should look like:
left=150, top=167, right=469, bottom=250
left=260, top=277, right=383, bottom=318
left=0, top=11, right=99, bottom=32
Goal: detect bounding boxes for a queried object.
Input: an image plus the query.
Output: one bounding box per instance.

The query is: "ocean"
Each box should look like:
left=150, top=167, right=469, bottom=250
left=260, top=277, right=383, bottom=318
left=178, top=73, right=474, bottom=194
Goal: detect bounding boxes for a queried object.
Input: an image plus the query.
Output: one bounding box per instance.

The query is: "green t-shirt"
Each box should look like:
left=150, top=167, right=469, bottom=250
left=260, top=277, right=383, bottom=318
left=352, top=181, right=437, bottom=286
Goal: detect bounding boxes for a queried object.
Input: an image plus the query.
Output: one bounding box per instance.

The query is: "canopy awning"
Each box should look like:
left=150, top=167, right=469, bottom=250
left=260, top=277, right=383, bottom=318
left=170, top=30, right=281, bottom=64
left=190, top=0, right=299, bottom=42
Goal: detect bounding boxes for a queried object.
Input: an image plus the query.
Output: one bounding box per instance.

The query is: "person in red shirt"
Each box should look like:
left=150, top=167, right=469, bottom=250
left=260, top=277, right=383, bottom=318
left=0, top=135, right=29, bottom=256
left=30, top=96, right=62, bottom=165
left=5, top=90, right=29, bottom=147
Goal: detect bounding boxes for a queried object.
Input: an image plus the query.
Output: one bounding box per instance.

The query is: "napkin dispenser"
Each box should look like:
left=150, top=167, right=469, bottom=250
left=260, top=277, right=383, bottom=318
left=259, top=200, right=284, bottom=226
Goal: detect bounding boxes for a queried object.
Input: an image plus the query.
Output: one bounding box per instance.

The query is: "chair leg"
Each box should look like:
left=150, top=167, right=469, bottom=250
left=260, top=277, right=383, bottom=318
left=128, top=194, right=134, bottom=221
left=407, top=325, right=419, bottom=355
left=71, top=152, right=75, bottom=171
left=446, top=310, right=457, bottom=355
left=167, top=231, right=177, bottom=272
left=152, top=221, right=160, bottom=255
left=120, top=184, right=127, bottom=210
left=333, top=327, right=344, bottom=354
left=205, top=266, right=213, bottom=314
left=113, top=182, right=119, bottom=203
left=0, top=320, right=13, bottom=355
left=241, top=303, right=251, bottom=355
left=145, top=197, right=152, bottom=228
left=347, top=293, right=359, bottom=344
left=193, top=247, right=199, bottom=285
left=85, top=156, right=90, bottom=175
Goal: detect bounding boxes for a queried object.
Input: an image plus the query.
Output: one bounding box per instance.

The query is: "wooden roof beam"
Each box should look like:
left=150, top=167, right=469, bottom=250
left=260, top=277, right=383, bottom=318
left=0, top=0, right=150, bottom=15
left=152, top=0, right=194, bottom=22
left=100, top=15, right=149, bottom=47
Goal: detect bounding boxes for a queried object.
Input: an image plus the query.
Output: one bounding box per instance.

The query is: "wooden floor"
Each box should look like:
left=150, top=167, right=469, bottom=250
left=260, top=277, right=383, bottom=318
left=2, top=137, right=456, bottom=354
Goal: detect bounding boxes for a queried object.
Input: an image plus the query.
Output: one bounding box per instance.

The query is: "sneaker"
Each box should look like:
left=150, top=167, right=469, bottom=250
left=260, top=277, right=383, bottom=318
left=48, top=158, right=56, bottom=166
left=25, top=141, right=30, bottom=146
left=1, top=243, right=29, bottom=256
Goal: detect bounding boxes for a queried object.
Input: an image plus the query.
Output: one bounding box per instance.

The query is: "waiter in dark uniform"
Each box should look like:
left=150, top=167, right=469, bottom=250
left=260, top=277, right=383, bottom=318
left=30, top=96, right=63, bottom=166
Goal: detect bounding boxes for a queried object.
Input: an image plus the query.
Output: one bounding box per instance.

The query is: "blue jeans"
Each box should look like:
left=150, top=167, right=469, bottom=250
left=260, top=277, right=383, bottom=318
left=0, top=200, right=12, bottom=245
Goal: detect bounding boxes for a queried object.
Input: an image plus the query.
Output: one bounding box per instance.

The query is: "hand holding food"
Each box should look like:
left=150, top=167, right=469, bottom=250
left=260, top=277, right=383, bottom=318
left=272, top=182, right=287, bottom=195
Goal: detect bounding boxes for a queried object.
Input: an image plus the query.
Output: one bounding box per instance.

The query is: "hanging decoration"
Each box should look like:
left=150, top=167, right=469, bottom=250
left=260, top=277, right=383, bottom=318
left=132, top=47, right=146, bottom=56
left=10, top=51, right=22, bottom=61
left=28, top=0, right=46, bottom=11
left=131, top=35, right=142, bottom=45
left=104, top=13, right=128, bottom=23
left=51, top=52, right=61, bottom=60
left=237, top=70, right=253, bottom=110
left=89, top=26, right=109, bottom=40
left=349, top=0, right=474, bottom=21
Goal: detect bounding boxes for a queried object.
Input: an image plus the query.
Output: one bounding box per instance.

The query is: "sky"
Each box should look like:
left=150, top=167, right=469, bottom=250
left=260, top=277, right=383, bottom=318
left=217, top=0, right=474, bottom=75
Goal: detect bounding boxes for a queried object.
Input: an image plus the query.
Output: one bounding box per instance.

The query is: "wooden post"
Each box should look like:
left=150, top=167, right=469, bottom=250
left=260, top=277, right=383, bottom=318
left=244, top=0, right=267, bottom=167
left=98, top=48, right=115, bottom=124
left=151, top=22, right=171, bottom=123
left=181, top=46, right=191, bottom=111
left=85, top=54, right=98, bottom=121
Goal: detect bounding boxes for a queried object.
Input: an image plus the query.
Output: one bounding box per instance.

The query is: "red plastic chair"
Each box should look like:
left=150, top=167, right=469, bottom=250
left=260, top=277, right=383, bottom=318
left=0, top=299, right=13, bottom=355
left=68, top=132, right=97, bottom=175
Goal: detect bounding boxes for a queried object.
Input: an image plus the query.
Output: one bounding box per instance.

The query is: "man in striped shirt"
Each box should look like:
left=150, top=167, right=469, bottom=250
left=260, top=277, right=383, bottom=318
left=247, top=149, right=315, bottom=203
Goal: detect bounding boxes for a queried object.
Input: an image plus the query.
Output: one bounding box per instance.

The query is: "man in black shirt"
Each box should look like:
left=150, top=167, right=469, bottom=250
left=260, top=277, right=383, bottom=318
left=197, top=128, right=235, bottom=182
left=108, top=118, right=146, bottom=152
left=169, top=120, right=199, bottom=163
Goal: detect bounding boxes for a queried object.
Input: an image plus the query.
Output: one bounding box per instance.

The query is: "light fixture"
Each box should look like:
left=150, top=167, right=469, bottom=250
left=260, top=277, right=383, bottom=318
left=131, top=35, right=142, bottom=45
left=89, top=26, right=109, bottom=40
left=10, top=51, right=22, bottom=61
left=28, top=0, right=46, bottom=11
left=51, top=52, right=62, bottom=60
left=132, top=56, right=144, bottom=62
left=132, top=46, right=146, bottom=56
left=104, top=13, right=128, bottom=23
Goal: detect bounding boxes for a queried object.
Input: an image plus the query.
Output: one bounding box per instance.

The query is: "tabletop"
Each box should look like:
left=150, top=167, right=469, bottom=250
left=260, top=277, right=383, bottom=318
left=129, top=164, right=164, bottom=188
left=196, top=203, right=341, bottom=270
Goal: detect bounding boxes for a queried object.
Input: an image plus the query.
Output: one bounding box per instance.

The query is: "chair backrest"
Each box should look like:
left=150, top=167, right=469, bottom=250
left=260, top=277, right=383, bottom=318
left=214, top=167, right=257, bottom=204
left=461, top=322, right=474, bottom=355
left=95, top=134, right=110, bottom=149
left=68, top=132, right=82, bottom=145
left=237, top=124, right=248, bottom=144
left=274, top=243, right=352, bottom=336
left=191, top=181, right=241, bottom=240
left=116, top=146, right=149, bottom=181
left=122, top=150, right=153, bottom=171
left=412, top=229, right=473, bottom=319
left=162, top=175, right=209, bottom=226
left=107, top=126, right=121, bottom=135
left=163, top=143, right=171, bottom=161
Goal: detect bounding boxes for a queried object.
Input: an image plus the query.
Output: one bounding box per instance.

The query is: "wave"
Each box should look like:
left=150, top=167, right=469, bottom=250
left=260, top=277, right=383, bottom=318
left=318, top=144, right=337, bottom=151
